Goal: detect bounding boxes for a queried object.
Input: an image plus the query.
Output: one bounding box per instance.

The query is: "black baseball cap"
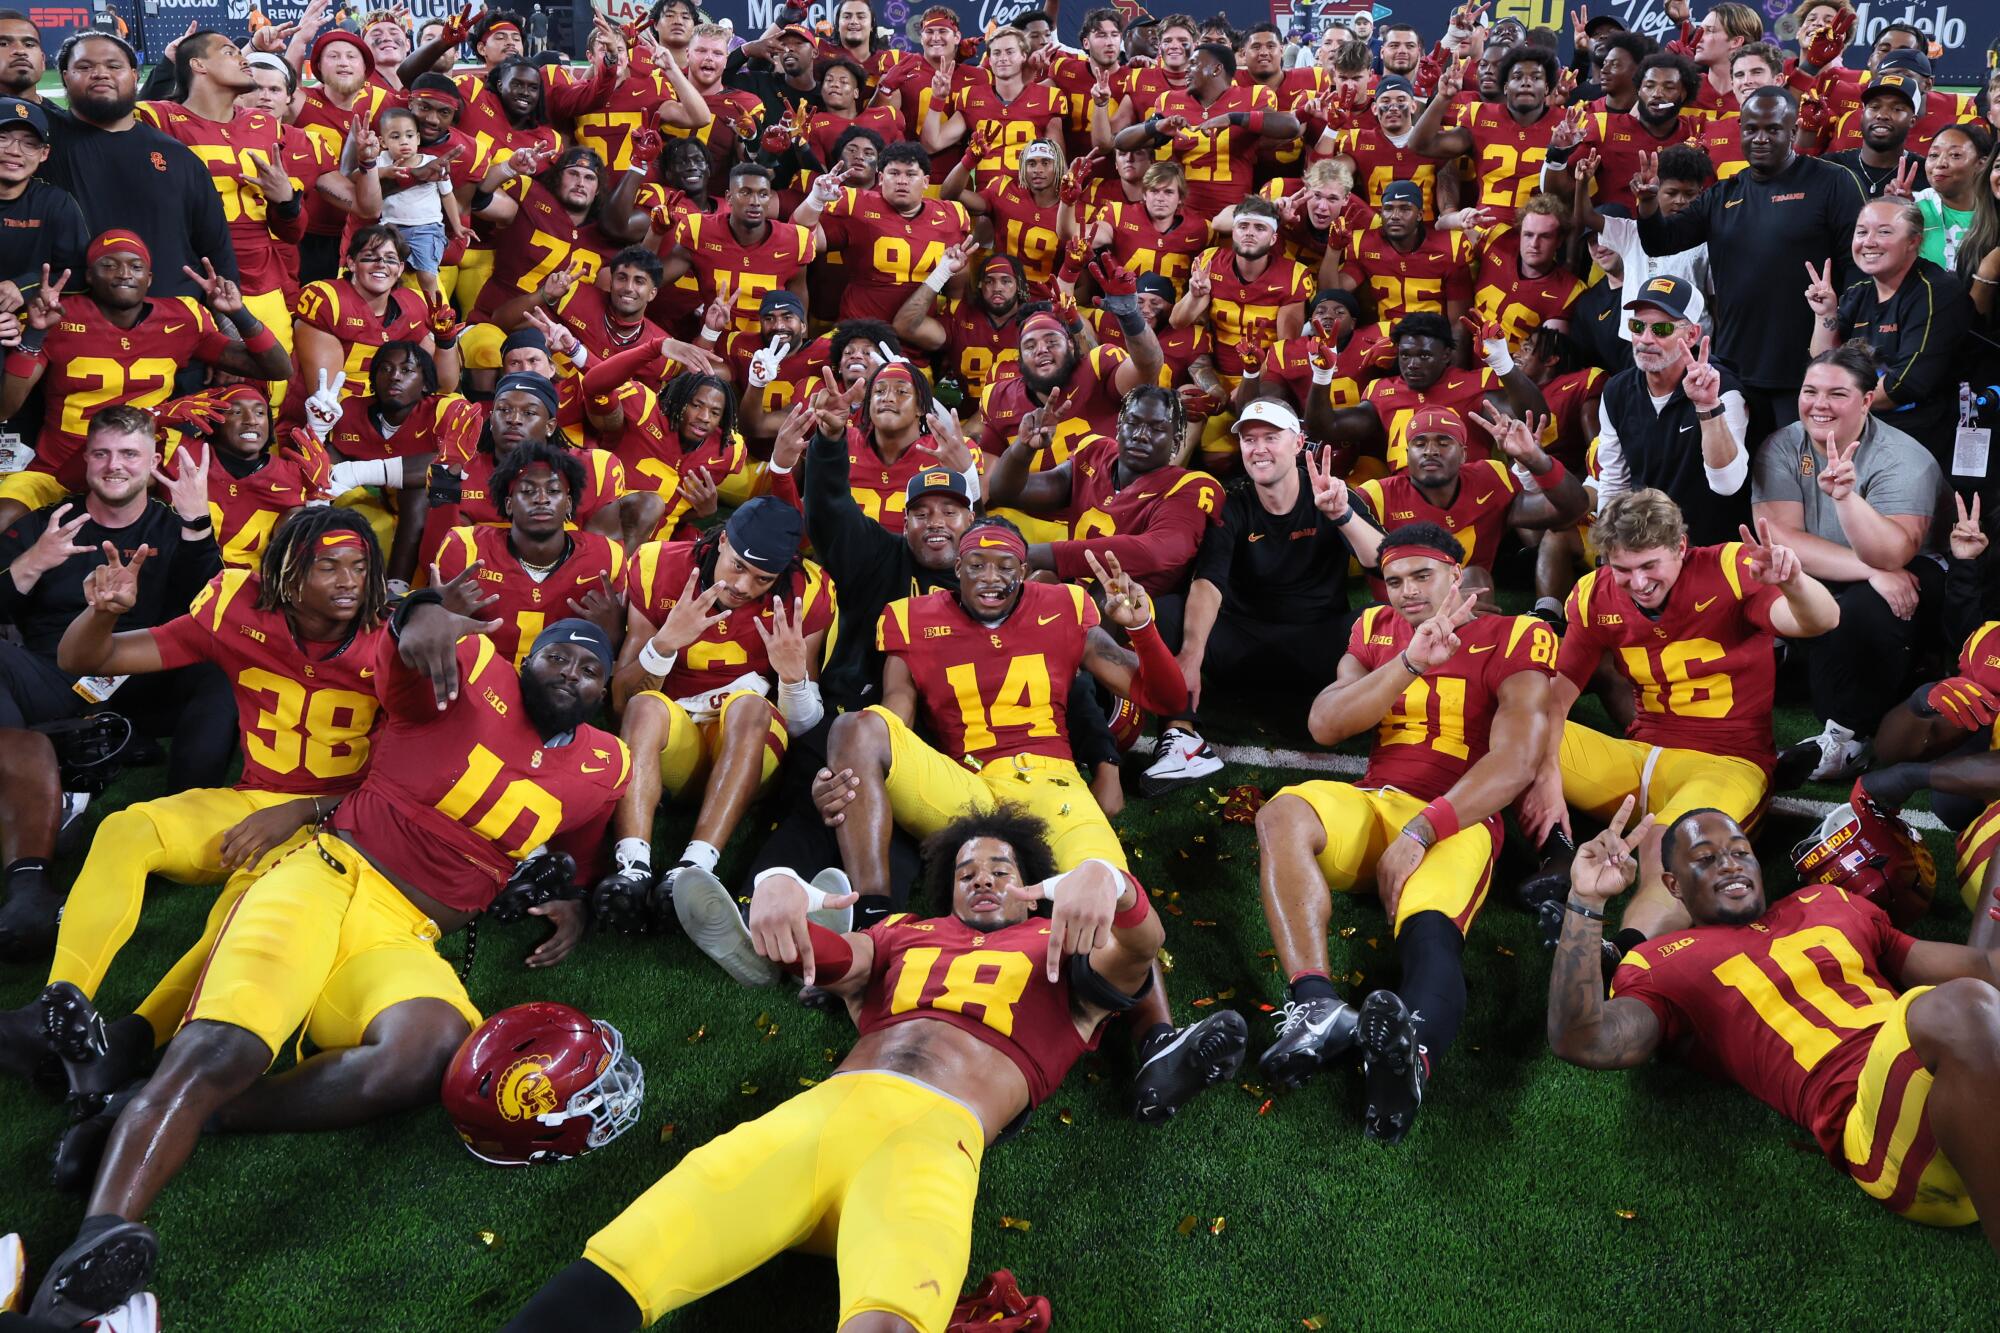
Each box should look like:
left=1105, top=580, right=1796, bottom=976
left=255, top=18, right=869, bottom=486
left=1623, top=273, right=1696, bottom=322
left=1877, top=48, right=1933, bottom=78
left=0, top=97, right=48, bottom=141
left=905, top=466, right=972, bottom=507
left=1583, top=14, right=1626, bottom=35
left=723, top=497, right=803, bottom=573
left=1381, top=180, right=1423, bottom=207
left=1863, top=70, right=1919, bottom=107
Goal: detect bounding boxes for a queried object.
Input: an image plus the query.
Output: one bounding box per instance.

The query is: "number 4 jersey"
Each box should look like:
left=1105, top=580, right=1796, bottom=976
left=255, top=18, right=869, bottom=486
left=1558, top=543, right=1783, bottom=770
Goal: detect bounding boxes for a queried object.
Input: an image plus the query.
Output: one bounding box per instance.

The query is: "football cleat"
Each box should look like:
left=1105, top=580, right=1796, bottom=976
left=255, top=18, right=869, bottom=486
left=646, top=862, right=693, bottom=933
left=1357, top=989, right=1428, bottom=1146
left=1801, top=719, right=1869, bottom=783
left=85, top=1290, right=160, bottom=1333
left=29, top=1218, right=157, bottom=1326
left=1257, top=995, right=1359, bottom=1089
left=588, top=869, right=653, bottom=934
left=673, top=868, right=778, bottom=987
left=1515, top=828, right=1576, bottom=922
left=1131, top=1009, right=1249, bottom=1123
left=1138, top=726, right=1224, bottom=796
left=442, top=1003, right=644, bottom=1165
left=52, top=1080, right=144, bottom=1195
left=805, top=867, right=857, bottom=936
left=486, top=852, right=577, bottom=924
left=2, top=1232, right=22, bottom=1313
left=0, top=866, right=67, bottom=963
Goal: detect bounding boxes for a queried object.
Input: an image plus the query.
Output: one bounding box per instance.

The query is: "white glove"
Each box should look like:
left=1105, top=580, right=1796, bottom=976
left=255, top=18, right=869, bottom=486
left=747, top=337, right=789, bottom=390
left=811, top=172, right=845, bottom=203
left=328, top=457, right=400, bottom=493
left=1478, top=329, right=1514, bottom=376
left=303, top=368, right=347, bottom=442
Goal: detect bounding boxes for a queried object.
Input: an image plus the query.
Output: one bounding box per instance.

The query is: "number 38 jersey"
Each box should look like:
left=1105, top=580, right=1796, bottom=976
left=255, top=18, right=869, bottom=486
left=624, top=539, right=836, bottom=700
left=878, top=581, right=1095, bottom=765
left=1611, top=886, right=1915, bottom=1161
left=856, top=904, right=1135, bottom=1107
left=148, top=569, right=382, bottom=797
left=1558, top=543, right=1784, bottom=769
left=1348, top=606, right=1558, bottom=801
left=818, top=186, right=971, bottom=323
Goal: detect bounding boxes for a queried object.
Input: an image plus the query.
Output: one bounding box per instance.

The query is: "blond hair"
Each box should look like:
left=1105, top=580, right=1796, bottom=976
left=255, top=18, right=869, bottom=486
left=1141, top=160, right=1187, bottom=192
left=1595, top=489, right=1689, bottom=556
left=1304, top=158, right=1353, bottom=191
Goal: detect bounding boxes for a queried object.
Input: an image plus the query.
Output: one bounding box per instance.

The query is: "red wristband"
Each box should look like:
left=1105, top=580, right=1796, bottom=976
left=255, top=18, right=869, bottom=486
left=1418, top=798, right=1460, bottom=842
left=1112, top=884, right=1151, bottom=929
left=800, top=922, right=854, bottom=982
left=240, top=325, right=279, bottom=355
left=4, top=348, right=44, bottom=378
left=1534, top=458, right=1567, bottom=489
left=1245, top=109, right=1266, bottom=134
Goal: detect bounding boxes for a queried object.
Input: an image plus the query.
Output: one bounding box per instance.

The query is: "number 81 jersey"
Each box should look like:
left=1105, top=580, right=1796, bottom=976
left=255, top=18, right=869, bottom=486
left=147, top=568, right=382, bottom=796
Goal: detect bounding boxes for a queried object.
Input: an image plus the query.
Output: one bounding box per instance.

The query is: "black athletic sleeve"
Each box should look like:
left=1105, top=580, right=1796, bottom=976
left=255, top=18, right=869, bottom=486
left=1636, top=180, right=1717, bottom=257
left=1193, top=494, right=1244, bottom=586
left=801, top=427, right=896, bottom=578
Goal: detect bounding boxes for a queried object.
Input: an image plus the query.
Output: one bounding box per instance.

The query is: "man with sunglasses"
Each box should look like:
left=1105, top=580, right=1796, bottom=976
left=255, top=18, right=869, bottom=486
left=1592, top=275, right=1752, bottom=548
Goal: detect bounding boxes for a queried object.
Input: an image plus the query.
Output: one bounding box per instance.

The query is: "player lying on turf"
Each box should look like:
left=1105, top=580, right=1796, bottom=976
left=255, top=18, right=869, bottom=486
left=501, top=807, right=1164, bottom=1333
left=24, top=598, right=629, bottom=1325
left=1550, top=801, right=2000, bottom=1256
left=1255, top=522, right=1556, bottom=1143
left=1514, top=489, right=1839, bottom=954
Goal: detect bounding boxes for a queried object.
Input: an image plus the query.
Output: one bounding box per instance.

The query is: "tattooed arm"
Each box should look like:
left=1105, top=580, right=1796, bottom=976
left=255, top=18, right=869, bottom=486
left=1546, top=796, right=1666, bottom=1070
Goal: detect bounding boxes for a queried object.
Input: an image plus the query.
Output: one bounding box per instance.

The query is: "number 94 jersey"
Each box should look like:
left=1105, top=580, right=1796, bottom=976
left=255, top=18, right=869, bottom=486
left=624, top=539, right=836, bottom=700
left=1348, top=606, right=1558, bottom=802
left=147, top=568, right=383, bottom=797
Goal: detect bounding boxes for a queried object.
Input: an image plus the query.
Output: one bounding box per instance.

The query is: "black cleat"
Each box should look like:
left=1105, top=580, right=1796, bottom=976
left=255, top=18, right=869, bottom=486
left=29, top=1217, right=157, bottom=1325
left=1770, top=740, right=1820, bottom=793
left=1257, top=995, right=1359, bottom=1089
left=647, top=862, right=693, bottom=933
left=589, top=869, right=653, bottom=935
left=41, top=982, right=108, bottom=1069
left=1515, top=834, right=1576, bottom=917
left=1131, top=1010, right=1249, bottom=1124
left=0, top=866, right=66, bottom=963
left=1357, top=990, right=1428, bottom=1146
left=51, top=1080, right=142, bottom=1195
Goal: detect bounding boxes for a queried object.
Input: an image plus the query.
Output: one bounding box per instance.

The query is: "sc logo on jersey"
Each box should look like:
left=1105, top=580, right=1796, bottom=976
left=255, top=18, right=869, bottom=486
left=496, top=1054, right=561, bottom=1122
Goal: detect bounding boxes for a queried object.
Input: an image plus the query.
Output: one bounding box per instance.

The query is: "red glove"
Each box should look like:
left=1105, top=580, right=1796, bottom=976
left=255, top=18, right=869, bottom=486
left=1309, top=330, right=1337, bottom=373
left=1178, top=385, right=1218, bottom=420
left=441, top=3, right=484, bottom=45
left=1058, top=158, right=1089, bottom=207
left=154, top=390, right=229, bottom=431
left=1239, top=324, right=1270, bottom=371
left=1925, top=677, right=2000, bottom=730
left=648, top=187, right=691, bottom=235
left=1056, top=236, right=1090, bottom=288
left=426, top=294, right=465, bottom=344
left=761, top=120, right=792, bottom=154
left=1327, top=214, right=1351, bottom=254
left=1460, top=313, right=1505, bottom=346
left=1805, top=8, right=1855, bottom=66
left=1086, top=250, right=1135, bottom=296
left=1414, top=52, right=1443, bottom=99
left=1797, top=94, right=1829, bottom=139
left=436, top=397, right=483, bottom=464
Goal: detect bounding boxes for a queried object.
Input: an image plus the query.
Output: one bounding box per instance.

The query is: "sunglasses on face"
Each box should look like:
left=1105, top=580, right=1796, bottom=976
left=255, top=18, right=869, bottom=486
left=1627, top=317, right=1679, bottom=338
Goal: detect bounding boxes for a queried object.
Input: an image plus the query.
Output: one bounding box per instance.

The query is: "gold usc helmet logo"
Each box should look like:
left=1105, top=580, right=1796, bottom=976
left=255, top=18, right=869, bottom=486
left=496, top=1055, right=559, bottom=1121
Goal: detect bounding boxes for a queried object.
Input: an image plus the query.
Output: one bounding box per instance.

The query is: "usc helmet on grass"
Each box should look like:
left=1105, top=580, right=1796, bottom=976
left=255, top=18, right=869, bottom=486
left=442, top=1004, right=645, bottom=1165
left=1791, top=785, right=1938, bottom=928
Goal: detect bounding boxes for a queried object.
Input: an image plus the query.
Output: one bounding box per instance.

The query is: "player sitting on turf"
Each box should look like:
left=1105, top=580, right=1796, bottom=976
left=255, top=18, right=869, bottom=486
left=0, top=509, right=391, bottom=1105
left=822, top=519, right=1243, bottom=1123
left=593, top=498, right=833, bottom=931
left=500, top=808, right=1166, bottom=1333
left=1514, top=490, right=1840, bottom=959
left=1550, top=801, right=2000, bottom=1256
left=1254, top=523, right=1557, bottom=1143
left=25, top=601, right=629, bottom=1325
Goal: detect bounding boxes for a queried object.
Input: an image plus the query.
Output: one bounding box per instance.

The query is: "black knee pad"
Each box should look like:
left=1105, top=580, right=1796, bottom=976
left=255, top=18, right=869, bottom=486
left=32, top=713, right=136, bottom=794
left=498, top=1259, right=642, bottom=1333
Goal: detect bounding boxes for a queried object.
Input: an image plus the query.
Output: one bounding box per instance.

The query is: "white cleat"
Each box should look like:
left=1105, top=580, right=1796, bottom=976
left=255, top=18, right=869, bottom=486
left=1, top=1232, right=24, bottom=1313
left=87, top=1291, right=160, bottom=1333
left=1139, top=726, right=1223, bottom=796
left=673, top=867, right=779, bottom=987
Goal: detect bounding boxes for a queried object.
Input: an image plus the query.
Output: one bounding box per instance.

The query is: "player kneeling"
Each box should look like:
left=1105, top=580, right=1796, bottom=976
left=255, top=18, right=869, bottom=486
left=1254, top=524, right=1556, bottom=1143
left=502, top=808, right=1165, bottom=1333
left=1552, top=802, right=2000, bottom=1256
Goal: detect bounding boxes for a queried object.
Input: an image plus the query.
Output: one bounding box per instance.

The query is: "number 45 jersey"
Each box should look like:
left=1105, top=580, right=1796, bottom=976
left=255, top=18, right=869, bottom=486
left=1557, top=542, right=1784, bottom=770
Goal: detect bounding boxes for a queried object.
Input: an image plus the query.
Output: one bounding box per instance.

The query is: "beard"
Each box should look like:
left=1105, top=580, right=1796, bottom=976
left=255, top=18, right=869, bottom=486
left=72, top=89, right=136, bottom=124
left=1022, top=350, right=1077, bottom=397
left=520, top=669, right=595, bottom=736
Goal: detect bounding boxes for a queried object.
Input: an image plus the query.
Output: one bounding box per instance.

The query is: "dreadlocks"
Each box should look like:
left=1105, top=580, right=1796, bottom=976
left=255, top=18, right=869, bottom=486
left=658, top=371, right=739, bottom=451
left=1120, top=382, right=1185, bottom=448
left=254, top=507, right=389, bottom=631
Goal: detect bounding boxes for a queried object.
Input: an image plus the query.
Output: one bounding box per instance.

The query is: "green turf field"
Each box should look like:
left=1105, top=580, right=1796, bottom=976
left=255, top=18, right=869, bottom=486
left=0, top=684, right=1994, bottom=1330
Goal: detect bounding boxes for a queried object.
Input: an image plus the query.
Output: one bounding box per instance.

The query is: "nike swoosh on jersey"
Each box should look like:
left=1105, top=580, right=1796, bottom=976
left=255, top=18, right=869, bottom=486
left=1037, top=613, right=1060, bottom=625
left=580, top=762, right=608, bottom=773
left=1473, top=492, right=1494, bottom=504
left=1248, top=532, right=1265, bottom=541
left=1468, top=644, right=1495, bottom=653
left=1797, top=891, right=1821, bottom=904
left=163, top=323, right=185, bottom=333
left=1724, top=199, right=1742, bottom=208
left=1695, top=596, right=1717, bottom=612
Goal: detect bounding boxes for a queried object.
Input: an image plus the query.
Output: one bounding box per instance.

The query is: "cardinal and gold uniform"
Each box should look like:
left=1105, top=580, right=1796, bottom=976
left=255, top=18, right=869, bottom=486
left=1150, top=83, right=1279, bottom=215
left=1048, top=51, right=1130, bottom=157
left=551, top=280, right=667, bottom=363
left=1191, top=246, right=1312, bottom=380
left=948, top=79, right=1064, bottom=179
left=582, top=892, right=1137, bottom=1330
left=1364, top=368, right=1504, bottom=471
left=977, top=342, right=1134, bottom=471
left=464, top=178, right=621, bottom=368
left=433, top=525, right=625, bottom=666
left=804, top=105, right=905, bottom=166
left=1086, top=313, right=1211, bottom=388
left=880, top=58, right=980, bottom=183
left=1470, top=228, right=1586, bottom=348
left=1276, top=608, right=1558, bottom=932
left=1339, top=224, right=1475, bottom=326
left=624, top=540, right=835, bottom=798
left=818, top=187, right=971, bottom=322
left=1575, top=112, right=1697, bottom=211
left=1701, top=114, right=1752, bottom=182
left=454, top=441, right=625, bottom=530
left=872, top=580, right=1122, bottom=870
left=1356, top=461, right=1518, bottom=581
left=1612, top=889, right=1972, bottom=1225
left=1044, top=435, right=1222, bottom=594
left=1096, top=201, right=1212, bottom=294
left=978, top=180, right=1061, bottom=291
left=173, top=434, right=332, bottom=569
left=666, top=212, right=816, bottom=334
left=724, top=329, right=826, bottom=430
left=1335, top=122, right=1443, bottom=216
left=940, top=303, right=1021, bottom=405
left=1554, top=543, right=1781, bottom=831
left=1257, top=326, right=1389, bottom=414
left=1454, top=103, right=1562, bottom=224
left=291, top=279, right=431, bottom=407
left=50, top=567, right=383, bottom=1005
left=294, top=83, right=394, bottom=255
left=566, top=67, right=682, bottom=173
left=1940, top=624, right=2000, bottom=911
left=183, top=633, right=628, bottom=1058
left=826, top=423, right=953, bottom=530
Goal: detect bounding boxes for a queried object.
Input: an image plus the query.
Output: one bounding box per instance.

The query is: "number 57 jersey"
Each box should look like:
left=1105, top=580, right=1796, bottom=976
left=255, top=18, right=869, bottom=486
left=1557, top=543, right=1784, bottom=770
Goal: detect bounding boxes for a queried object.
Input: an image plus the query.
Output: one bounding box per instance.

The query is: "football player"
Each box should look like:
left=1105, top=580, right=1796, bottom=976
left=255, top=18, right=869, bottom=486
left=792, top=141, right=971, bottom=323
left=1110, top=41, right=1298, bottom=216
left=1411, top=45, right=1566, bottom=225
left=1551, top=803, right=2000, bottom=1257
left=1254, top=524, right=1557, bottom=1142
left=292, top=226, right=461, bottom=414
left=502, top=810, right=1168, bottom=1333
left=891, top=246, right=1027, bottom=415
left=28, top=600, right=629, bottom=1324
left=1516, top=490, right=1839, bottom=948
left=921, top=26, right=1064, bottom=180
left=1321, top=179, right=1474, bottom=328
left=657, top=161, right=815, bottom=335
left=162, top=384, right=331, bottom=570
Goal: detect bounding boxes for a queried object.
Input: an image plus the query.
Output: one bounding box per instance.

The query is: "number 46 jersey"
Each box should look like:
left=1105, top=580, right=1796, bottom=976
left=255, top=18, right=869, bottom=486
left=1557, top=542, right=1784, bottom=770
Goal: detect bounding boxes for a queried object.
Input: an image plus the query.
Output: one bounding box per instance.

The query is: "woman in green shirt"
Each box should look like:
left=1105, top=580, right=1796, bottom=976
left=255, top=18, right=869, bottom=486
left=1916, top=124, right=1989, bottom=269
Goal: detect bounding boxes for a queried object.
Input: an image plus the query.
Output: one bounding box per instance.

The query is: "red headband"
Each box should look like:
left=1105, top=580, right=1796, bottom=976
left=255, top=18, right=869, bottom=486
left=921, top=10, right=961, bottom=30
left=1377, top=542, right=1456, bottom=572
left=1407, top=405, right=1466, bottom=446
left=209, top=384, right=264, bottom=407
left=87, top=229, right=149, bottom=266
left=1020, top=312, right=1068, bottom=343
left=959, top=526, right=1027, bottom=562
left=874, top=362, right=916, bottom=388
left=319, top=531, right=366, bottom=551
left=484, top=20, right=522, bottom=39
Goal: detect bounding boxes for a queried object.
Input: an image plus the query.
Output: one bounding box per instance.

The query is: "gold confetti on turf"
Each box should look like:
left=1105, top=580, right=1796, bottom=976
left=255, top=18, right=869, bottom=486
left=798, top=1077, right=818, bottom=1088
left=1158, top=947, right=1175, bottom=974
left=1615, top=1209, right=1637, bottom=1220
left=1366, top=937, right=1380, bottom=950
left=1495, top=945, right=1515, bottom=957
left=1208, top=1217, right=1227, bottom=1236
left=1337, top=926, right=1357, bottom=939
left=657, top=1124, right=676, bottom=1142
left=1216, top=987, right=1236, bottom=1000
left=1193, top=918, right=1217, bottom=927
left=754, top=1011, right=772, bottom=1032
left=762, top=1024, right=781, bottom=1041
left=739, top=1082, right=759, bottom=1096
left=823, top=1048, right=839, bottom=1064
left=477, top=1231, right=502, bottom=1250
left=1303, top=1317, right=1327, bottom=1330
left=1176, top=1215, right=1198, bottom=1236
left=1000, top=1216, right=1032, bottom=1232
left=1192, top=996, right=1216, bottom=1008
left=1057, top=1108, right=1073, bottom=1125
left=686, top=1024, right=708, bottom=1044
left=1239, top=1082, right=1264, bottom=1097
left=1256, top=1098, right=1273, bottom=1116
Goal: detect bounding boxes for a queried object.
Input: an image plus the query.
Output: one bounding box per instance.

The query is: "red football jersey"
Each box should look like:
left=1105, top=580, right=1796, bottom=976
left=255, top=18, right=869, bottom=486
left=1365, top=370, right=1504, bottom=470
left=31, top=296, right=230, bottom=486
left=1342, top=223, right=1476, bottom=324
left=1539, top=366, right=1604, bottom=470
left=1457, top=103, right=1562, bottom=223
left=1124, top=65, right=1190, bottom=117
left=1047, top=53, right=1131, bottom=157
left=1471, top=229, right=1586, bottom=347
left=564, top=69, right=673, bottom=174
left=1822, top=88, right=1975, bottom=155
left=1195, top=246, right=1312, bottom=378
left=1097, top=201, right=1212, bottom=294
left=978, top=343, right=1132, bottom=470
left=548, top=280, right=666, bottom=365
left=582, top=380, right=675, bottom=484
left=723, top=329, right=825, bottom=432
left=624, top=538, right=834, bottom=701
left=856, top=905, right=1129, bottom=1107
left=1258, top=179, right=1375, bottom=274
left=979, top=180, right=1061, bottom=290
left=295, top=84, right=393, bottom=238
left=474, top=179, right=621, bottom=319
left=1149, top=84, right=1278, bottom=215
left=1049, top=434, right=1223, bottom=593
left=877, top=580, right=1095, bottom=764
left=324, top=392, right=480, bottom=469
left=1611, top=887, right=1915, bottom=1160
left=330, top=633, right=628, bottom=911
left=1559, top=542, right=1784, bottom=769
left=949, top=77, right=1064, bottom=180
left=433, top=524, right=625, bottom=667
left=170, top=436, right=332, bottom=569
left=148, top=568, right=381, bottom=795
left=1259, top=327, right=1387, bottom=412
left=455, top=442, right=623, bottom=529
left=1336, top=123, right=1444, bottom=217
left=830, top=425, right=951, bottom=529
left=941, top=302, right=1022, bottom=402
left=1357, top=460, right=1518, bottom=580
left=1701, top=114, right=1751, bottom=181
left=273, top=123, right=345, bottom=296
left=667, top=211, right=815, bottom=334
left=1088, top=312, right=1210, bottom=386
left=805, top=105, right=905, bottom=165
left=292, top=279, right=431, bottom=407
left=880, top=59, right=982, bottom=182
left=136, top=103, right=297, bottom=297
left=819, top=188, right=971, bottom=322
left=1578, top=111, right=1697, bottom=211
left=1347, top=605, right=1558, bottom=800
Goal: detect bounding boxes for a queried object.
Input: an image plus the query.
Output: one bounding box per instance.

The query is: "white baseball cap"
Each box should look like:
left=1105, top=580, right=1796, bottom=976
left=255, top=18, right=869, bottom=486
left=1232, top=398, right=1301, bottom=435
